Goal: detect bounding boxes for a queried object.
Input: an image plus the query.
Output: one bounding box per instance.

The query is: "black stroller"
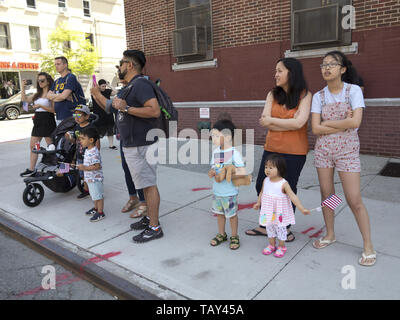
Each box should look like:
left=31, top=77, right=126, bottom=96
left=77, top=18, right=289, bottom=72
left=22, top=114, right=98, bottom=207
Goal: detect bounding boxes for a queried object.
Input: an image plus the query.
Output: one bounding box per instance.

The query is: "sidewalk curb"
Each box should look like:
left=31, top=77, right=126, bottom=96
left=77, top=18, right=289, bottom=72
left=0, top=209, right=161, bottom=300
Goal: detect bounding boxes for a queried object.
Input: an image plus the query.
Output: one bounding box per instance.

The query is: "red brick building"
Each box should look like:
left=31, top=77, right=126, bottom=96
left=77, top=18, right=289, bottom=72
left=123, top=0, right=400, bottom=157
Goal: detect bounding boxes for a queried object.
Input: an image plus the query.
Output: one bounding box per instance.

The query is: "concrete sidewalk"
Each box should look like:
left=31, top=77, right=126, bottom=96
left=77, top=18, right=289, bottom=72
left=0, top=136, right=399, bottom=300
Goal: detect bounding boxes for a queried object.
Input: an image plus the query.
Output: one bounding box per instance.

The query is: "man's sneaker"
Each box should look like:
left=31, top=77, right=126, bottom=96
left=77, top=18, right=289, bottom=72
left=20, top=169, right=35, bottom=177
left=77, top=191, right=90, bottom=199
left=90, top=212, right=105, bottom=222
left=132, top=226, right=163, bottom=243
left=130, top=216, right=150, bottom=230
left=85, top=207, right=97, bottom=216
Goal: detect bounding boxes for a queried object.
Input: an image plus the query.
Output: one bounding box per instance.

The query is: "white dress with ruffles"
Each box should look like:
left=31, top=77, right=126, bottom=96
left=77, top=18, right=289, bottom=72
left=259, top=177, right=295, bottom=228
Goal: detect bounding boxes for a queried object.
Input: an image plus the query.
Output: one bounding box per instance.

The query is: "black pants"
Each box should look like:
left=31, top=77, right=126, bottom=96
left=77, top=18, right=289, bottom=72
left=255, top=150, right=306, bottom=228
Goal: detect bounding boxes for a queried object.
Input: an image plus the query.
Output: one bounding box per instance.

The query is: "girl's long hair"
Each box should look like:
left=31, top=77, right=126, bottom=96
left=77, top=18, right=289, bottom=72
left=32, top=72, right=54, bottom=103
left=272, top=58, right=308, bottom=110
left=324, top=50, right=360, bottom=84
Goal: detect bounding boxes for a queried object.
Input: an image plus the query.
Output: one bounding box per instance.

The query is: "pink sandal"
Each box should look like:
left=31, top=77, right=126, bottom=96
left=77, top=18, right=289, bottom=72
left=274, top=246, right=287, bottom=258
left=262, top=245, right=276, bottom=255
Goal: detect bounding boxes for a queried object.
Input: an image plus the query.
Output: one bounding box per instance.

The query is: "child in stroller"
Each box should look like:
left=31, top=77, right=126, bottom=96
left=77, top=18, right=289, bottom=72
left=22, top=109, right=99, bottom=207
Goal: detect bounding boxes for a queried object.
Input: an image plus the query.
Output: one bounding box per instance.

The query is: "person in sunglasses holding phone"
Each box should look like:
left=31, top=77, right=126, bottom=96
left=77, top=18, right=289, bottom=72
left=20, top=72, right=56, bottom=177
left=65, top=105, right=100, bottom=199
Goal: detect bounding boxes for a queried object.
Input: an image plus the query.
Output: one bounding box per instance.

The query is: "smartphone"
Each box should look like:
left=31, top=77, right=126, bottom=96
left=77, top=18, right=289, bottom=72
left=25, top=79, right=32, bottom=85
left=92, top=75, right=97, bottom=86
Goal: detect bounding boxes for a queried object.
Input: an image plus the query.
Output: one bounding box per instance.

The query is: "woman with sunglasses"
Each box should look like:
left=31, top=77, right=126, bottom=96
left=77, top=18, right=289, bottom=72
left=20, top=72, right=56, bottom=177
left=311, top=51, right=376, bottom=266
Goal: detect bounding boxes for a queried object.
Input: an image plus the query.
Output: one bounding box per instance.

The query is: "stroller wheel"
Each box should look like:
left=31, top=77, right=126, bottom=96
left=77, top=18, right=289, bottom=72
left=23, top=183, right=44, bottom=207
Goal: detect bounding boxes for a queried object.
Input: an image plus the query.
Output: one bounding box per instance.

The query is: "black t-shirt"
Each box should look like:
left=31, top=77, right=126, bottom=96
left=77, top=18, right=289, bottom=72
left=116, top=75, right=158, bottom=147
left=92, top=88, right=114, bottom=127
left=73, top=122, right=96, bottom=160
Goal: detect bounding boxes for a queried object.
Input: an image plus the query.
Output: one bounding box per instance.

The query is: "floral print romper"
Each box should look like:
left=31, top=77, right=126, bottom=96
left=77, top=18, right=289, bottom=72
left=314, top=84, right=361, bottom=172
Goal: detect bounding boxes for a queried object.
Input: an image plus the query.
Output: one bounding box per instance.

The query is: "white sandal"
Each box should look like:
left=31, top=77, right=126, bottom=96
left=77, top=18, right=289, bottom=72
left=312, top=237, right=336, bottom=249
left=359, top=251, right=377, bottom=267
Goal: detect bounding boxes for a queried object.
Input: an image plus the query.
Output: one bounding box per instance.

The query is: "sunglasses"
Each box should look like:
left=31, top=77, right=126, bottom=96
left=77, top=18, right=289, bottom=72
left=72, top=113, right=83, bottom=118
left=38, top=79, right=46, bottom=83
left=119, top=59, right=130, bottom=66
left=119, top=59, right=138, bottom=67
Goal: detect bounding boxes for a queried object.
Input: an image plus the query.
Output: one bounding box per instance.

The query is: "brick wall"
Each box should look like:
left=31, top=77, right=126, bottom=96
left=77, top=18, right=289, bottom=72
left=177, top=105, right=400, bottom=158
left=123, top=1, right=400, bottom=156
left=124, top=0, right=400, bottom=55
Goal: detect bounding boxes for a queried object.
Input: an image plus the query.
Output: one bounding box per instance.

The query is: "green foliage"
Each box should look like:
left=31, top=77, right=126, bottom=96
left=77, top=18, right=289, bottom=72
left=40, top=23, right=98, bottom=76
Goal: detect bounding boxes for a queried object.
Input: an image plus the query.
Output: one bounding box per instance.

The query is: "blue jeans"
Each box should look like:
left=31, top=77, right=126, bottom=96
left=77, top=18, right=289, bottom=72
left=120, top=140, right=145, bottom=201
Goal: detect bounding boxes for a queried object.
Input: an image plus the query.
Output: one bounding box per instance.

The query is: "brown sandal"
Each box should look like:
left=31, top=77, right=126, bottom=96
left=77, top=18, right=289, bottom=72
left=121, top=198, right=140, bottom=213
left=130, top=205, right=147, bottom=218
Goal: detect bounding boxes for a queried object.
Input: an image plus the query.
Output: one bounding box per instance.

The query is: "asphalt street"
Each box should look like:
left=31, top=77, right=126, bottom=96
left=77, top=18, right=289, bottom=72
left=0, top=228, right=115, bottom=300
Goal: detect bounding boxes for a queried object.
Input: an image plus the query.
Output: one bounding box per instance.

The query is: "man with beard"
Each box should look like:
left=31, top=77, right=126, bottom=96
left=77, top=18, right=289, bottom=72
left=111, top=50, right=163, bottom=243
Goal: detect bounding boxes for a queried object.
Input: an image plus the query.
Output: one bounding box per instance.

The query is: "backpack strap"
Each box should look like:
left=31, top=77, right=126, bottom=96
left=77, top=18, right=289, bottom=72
left=118, top=75, right=145, bottom=100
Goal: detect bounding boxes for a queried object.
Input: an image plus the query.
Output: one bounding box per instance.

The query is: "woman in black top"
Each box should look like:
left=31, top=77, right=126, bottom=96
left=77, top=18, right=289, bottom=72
left=92, top=79, right=117, bottom=149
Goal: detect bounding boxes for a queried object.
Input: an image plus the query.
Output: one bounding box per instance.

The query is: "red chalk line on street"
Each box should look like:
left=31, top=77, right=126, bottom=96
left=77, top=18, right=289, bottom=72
left=192, top=187, right=212, bottom=191
left=36, top=235, right=57, bottom=242
left=16, top=251, right=122, bottom=298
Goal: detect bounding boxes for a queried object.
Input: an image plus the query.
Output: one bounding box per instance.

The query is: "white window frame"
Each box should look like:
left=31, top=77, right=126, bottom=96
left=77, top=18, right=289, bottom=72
left=83, top=0, right=91, bottom=18
left=29, top=26, right=41, bottom=52
left=26, top=0, right=36, bottom=9
left=58, top=0, right=67, bottom=8
left=0, top=23, right=11, bottom=50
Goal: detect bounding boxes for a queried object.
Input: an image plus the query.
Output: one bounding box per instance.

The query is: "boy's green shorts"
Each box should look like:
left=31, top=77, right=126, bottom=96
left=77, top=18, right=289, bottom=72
left=212, top=195, right=238, bottom=218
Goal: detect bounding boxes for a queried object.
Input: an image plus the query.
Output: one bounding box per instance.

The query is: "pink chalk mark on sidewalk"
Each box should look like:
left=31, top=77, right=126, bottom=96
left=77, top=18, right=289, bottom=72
left=300, top=227, right=324, bottom=238
left=238, top=202, right=257, bottom=211
left=301, top=227, right=315, bottom=235
left=16, top=251, right=122, bottom=298
left=36, top=235, right=57, bottom=242
left=309, top=228, right=324, bottom=238
left=192, top=187, right=212, bottom=192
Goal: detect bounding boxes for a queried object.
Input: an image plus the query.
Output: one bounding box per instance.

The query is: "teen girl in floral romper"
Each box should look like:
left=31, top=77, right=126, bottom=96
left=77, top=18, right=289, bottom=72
left=311, top=51, right=376, bottom=267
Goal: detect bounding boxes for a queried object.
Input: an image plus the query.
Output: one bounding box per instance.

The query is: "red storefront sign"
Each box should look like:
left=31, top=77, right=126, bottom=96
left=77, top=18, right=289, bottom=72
left=0, top=61, right=39, bottom=70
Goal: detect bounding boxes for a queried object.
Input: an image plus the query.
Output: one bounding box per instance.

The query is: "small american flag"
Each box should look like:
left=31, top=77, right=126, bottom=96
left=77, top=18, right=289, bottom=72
left=214, top=150, right=233, bottom=165
left=321, top=194, right=343, bottom=210
left=59, top=163, right=70, bottom=173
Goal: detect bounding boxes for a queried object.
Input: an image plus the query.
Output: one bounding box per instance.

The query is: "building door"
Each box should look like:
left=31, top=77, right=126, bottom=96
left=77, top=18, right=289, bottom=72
left=0, top=71, right=20, bottom=99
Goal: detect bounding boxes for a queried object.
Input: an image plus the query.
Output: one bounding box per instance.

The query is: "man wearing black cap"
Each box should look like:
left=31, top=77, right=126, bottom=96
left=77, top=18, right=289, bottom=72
left=112, top=50, right=163, bottom=243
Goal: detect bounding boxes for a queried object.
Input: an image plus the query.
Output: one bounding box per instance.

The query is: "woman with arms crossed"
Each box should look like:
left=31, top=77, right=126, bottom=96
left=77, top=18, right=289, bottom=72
left=311, top=51, right=376, bottom=266
left=246, top=58, right=312, bottom=242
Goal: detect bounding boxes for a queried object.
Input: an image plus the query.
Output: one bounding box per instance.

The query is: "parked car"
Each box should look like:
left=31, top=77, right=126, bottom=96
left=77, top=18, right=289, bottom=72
left=0, top=89, right=36, bottom=120
left=0, top=89, right=91, bottom=120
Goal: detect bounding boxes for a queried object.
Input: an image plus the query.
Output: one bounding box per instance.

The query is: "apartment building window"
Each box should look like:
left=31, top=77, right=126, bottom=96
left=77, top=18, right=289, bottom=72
left=83, top=1, right=91, bottom=17
left=0, top=23, right=11, bottom=49
left=58, top=0, right=66, bottom=8
left=85, top=33, right=94, bottom=45
left=29, top=26, right=41, bottom=51
left=26, top=0, right=36, bottom=9
left=63, top=41, right=71, bottom=52
left=173, top=0, right=213, bottom=64
left=291, top=0, right=352, bottom=51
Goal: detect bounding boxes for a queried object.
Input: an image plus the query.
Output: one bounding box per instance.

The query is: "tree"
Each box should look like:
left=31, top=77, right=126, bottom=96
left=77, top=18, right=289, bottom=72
left=40, top=23, right=98, bottom=77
